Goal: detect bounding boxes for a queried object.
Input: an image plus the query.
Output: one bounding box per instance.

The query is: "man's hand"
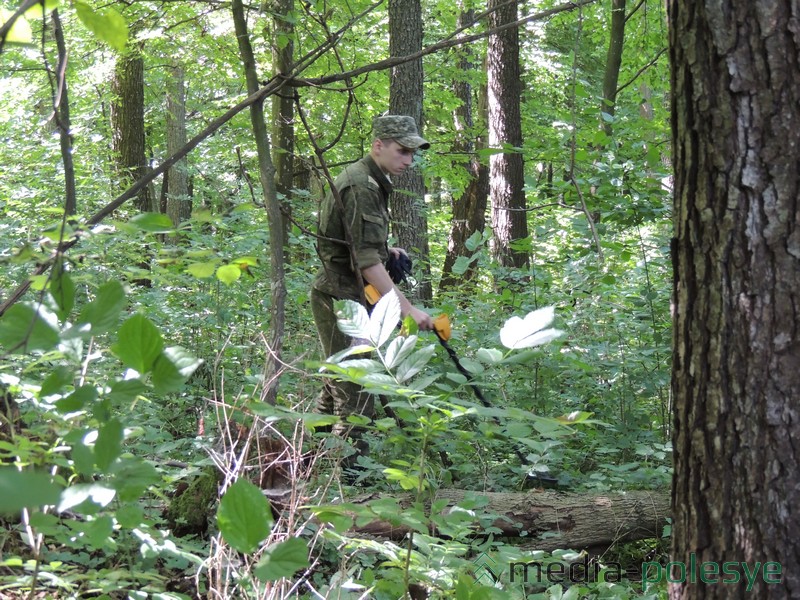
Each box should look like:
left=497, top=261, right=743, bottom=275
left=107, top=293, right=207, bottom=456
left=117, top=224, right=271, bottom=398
left=407, top=306, right=434, bottom=331
left=388, top=247, right=408, bottom=259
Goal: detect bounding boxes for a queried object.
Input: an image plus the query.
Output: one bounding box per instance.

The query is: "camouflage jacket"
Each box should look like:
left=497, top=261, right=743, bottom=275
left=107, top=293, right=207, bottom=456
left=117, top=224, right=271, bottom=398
left=312, top=155, right=392, bottom=300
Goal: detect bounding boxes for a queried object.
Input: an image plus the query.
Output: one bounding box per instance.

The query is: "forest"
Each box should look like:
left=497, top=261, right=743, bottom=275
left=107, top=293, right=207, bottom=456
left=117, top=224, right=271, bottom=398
left=0, top=0, right=797, bottom=599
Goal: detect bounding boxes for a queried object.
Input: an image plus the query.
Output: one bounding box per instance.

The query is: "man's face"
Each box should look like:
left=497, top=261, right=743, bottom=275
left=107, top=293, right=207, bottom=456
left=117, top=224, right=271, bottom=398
left=373, top=139, right=416, bottom=176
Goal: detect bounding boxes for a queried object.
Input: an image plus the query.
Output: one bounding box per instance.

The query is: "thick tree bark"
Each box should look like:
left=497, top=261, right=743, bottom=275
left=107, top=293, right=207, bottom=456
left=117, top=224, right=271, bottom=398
left=600, top=0, right=626, bottom=137
left=388, top=0, right=432, bottom=302
left=669, top=0, right=800, bottom=598
left=166, top=62, right=191, bottom=229
left=110, top=46, right=155, bottom=213
left=487, top=0, right=529, bottom=272
left=349, top=488, right=669, bottom=553
left=439, top=8, right=489, bottom=293
left=232, top=0, right=286, bottom=405
left=50, top=10, right=76, bottom=216
left=270, top=0, right=294, bottom=257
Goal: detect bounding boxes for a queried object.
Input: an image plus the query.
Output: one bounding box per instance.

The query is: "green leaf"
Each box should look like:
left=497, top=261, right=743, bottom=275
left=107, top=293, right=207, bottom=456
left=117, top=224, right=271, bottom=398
left=127, top=212, right=174, bottom=233
left=555, top=410, right=594, bottom=425
left=107, top=379, right=148, bottom=403
left=384, top=335, right=417, bottom=369
left=151, top=347, right=202, bottom=394
left=0, top=303, right=59, bottom=353
left=334, top=300, right=370, bottom=339
left=186, top=261, right=218, bottom=278
left=24, top=0, right=61, bottom=18
left=95, top=418, right=123, bottom=472
left=51, top=266, right=75, bottom=323
left=476, top=348, right=503, bottom=365
left=55, top=385, right=97, bottom=413
left=111, top=314, right=164, bottom=373
left=0, top=9, right=32, bottom=45
left=39, top=366, right=74, bottom=398
left=76, top=280, right=126, bottom=335
left=254, top=537, right=310, bottom=581
left=217, top=479, right=273, bottom=554
left=452, top=254, right=478, bottom=275
left=216, top=264, right=241, bottom=285
left=0, top=469, right=61, bottom=514
left=74, top=1, right=128, bottom=51
left=368, top=289, right=402, bottom=348
left=395, top=344, right=436, bottom=383
left=111, top=458, right=160, bottom=502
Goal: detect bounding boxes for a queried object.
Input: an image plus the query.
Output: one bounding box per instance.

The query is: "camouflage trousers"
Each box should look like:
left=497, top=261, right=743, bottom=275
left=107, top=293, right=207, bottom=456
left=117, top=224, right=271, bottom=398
left=310, top=288, right=374, bottom=464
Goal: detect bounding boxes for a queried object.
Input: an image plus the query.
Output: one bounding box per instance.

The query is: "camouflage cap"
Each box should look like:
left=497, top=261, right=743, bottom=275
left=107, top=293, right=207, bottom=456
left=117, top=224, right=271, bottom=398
left=372, top=115, right=430, bottom=150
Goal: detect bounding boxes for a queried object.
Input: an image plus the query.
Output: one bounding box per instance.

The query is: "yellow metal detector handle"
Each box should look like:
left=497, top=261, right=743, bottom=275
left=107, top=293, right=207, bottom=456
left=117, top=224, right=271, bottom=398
left=364, top=284, right=382, bottom=305
left=433, top=313, right=451, bottom=342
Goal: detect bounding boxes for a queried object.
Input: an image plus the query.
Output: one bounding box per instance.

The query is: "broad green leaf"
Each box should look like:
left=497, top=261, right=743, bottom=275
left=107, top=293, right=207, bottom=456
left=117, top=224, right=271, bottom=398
left=216, top=264, right=241, bottom=285
left=464, top=230, right=484, bottom=252
left=395, top=344, right=436, bottom=383
left=76, top=280, right=126, bottom=335
left=334, top=299, right=370, bottom=339
left=95, top=418, right=123, bottom=471
left=0, top=303, right=59, bottom=353
left=385, top=335, right=417, bottom=369
left=555, top=411, right=594, bottom=425
left=82, top=514, right=114, bottom=549
left=111, top=314, right=163, bottom=373
left=452, top=254, right=477, bottom=275
left=39, top=366, right=74, bottom=398
left=0, top=9, right=32, bottom=45
left=217, top=479, right=273, bottom=554
left=499, top=306, right=564, bottom=350
left=107, top=378, right=148, bottom=403
left=24, top=0, right=60, bottom=18
left=74, top=1, right=128, bottom=51
left=0, top=469, right=61, bottom=514
left=186, top=261, right=217, bottom=278
left=254, top=537, right=310, bottom=581
left=111, top=458, right=160, bottom=502
left=368, top=289, right=402, bottom=348
left=55, top=385, right=97, bottom=413
left=51, top=269, right=76, bottom=323
left=151, top=346, right=202, bottom=394
left=127, top=211, right=174, bottom=233
left=476, top=348, right=503, bottom=365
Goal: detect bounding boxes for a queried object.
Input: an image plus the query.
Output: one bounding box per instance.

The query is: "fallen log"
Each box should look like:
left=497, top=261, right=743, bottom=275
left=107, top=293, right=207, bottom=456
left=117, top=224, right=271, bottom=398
left=348, top=488, right=670, bottom=553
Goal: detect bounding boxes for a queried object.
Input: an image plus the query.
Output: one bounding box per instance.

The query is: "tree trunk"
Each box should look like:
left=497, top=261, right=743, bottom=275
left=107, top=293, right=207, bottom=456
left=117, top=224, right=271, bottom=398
left=487, top=0, right=529, bottom=273
left=439, top=8, right=489, bottom=293
left=166, top=62, right=191, bottom=230
left=110, top=45, right=155, bottom=213
left=49, top=10, right=76, bottom=217
left=388, top=0, right=432, bottom=303
left=669, top=0, right=800, bottom=598
left=232, top=0, right=286, bottom=406
left=270, top=0, right=294, bottom=259
left=600, top=0, right=626, bottom=137
left=349, top=488, right=669, bottom=553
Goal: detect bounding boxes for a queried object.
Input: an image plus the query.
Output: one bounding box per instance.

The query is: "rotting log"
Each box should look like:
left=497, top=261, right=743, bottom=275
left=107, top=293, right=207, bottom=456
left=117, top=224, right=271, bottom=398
left=349, top=488, right=670, bottom=553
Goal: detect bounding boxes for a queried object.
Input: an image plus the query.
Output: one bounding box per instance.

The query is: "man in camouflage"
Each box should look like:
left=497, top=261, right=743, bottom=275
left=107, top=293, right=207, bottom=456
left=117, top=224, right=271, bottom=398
left=311, top=115, right=435, bottom=469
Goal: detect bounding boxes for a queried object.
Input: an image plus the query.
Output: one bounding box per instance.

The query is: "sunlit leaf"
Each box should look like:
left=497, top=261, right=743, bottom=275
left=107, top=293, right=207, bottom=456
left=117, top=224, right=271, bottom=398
left=58, top=483, right=116, bottom=512
left=368, top=289, right=402, bottom=347
left=216, top=264, right=241, bottom=285
left=334, top=299, right=370, bottom=339
left=499, top=306, right=564, bottom=349
left=186, top=261, right=217, bottom=278
left=395, top=344, right=436, bottom=383
left=74, top=0, right=128, bottom=51
left=0, top=9, right=32, bottom=45
left=385, top=335, right=417, bottom=369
